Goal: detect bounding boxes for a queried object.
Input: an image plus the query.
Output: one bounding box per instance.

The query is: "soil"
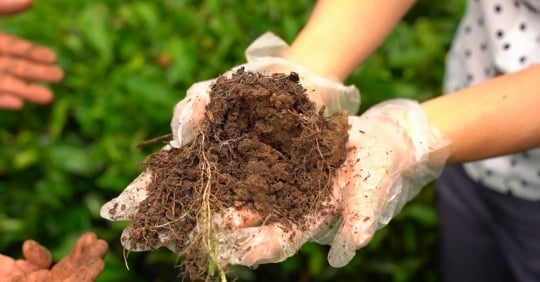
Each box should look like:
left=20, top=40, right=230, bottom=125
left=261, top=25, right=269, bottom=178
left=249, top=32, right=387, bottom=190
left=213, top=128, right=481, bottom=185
left=127, top=68, right=349, bottom=281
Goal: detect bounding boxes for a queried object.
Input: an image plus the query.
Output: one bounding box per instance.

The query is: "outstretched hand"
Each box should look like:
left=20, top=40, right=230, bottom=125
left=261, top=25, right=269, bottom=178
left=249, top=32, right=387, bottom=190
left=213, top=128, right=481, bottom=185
left=0, top=0, right=32, bottom=15
left=0, top=0, right=64, bottom=110
left=100, top=32, right=360, bottom=253
left=0, top=232, right=108, bottom=282
left=215, top=99, right=451, bottom=268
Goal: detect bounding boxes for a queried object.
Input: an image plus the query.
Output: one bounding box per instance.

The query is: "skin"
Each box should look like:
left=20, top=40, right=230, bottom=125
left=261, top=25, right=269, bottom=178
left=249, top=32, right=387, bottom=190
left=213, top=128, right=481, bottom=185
left=0, top=0, right=64, bottom=110
left=282, top=0, right=540, bottom=163
left=211, top=0, right=540, bottom=266
left=0, top=232, right=108, bottom=282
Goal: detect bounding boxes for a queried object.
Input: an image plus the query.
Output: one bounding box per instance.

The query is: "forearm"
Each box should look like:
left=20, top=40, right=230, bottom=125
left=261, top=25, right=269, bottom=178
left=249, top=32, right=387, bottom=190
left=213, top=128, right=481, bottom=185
left=282, top=0, right=416, bottom=81
left=422, top=64, right=540, bottom=163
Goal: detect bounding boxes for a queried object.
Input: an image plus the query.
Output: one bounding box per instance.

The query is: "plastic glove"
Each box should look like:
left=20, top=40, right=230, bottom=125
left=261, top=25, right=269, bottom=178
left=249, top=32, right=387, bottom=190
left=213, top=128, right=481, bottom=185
left=214, top=99, right=451, bottom=268
left=169, top=32, right=360, bottom=148
left=0, top=0, right=64, bottom=110
left=101, top=32, right=359, bottom=251
left=0, top=232, right=108, bottom=282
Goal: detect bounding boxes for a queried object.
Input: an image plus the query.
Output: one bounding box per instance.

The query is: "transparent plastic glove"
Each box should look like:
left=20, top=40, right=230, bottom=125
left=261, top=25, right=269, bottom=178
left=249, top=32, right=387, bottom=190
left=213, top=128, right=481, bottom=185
left=328, top=99, right=451, bottom=267
left=0, top=232, right=108, bottom=282
left=100, top=169, right=174, bottom=251
left=100, top=167, right=261, bottom=252
left=215, top=179, right=344, bottom=267
left=169, top=32, right=360, bottom=148
left=215, top=99, right=451, bottom=268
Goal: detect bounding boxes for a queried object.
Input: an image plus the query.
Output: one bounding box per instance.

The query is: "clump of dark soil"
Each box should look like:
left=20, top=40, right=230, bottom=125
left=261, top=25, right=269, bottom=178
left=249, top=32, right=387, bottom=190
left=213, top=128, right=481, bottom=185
left=128, top=68, right=349, bottom=281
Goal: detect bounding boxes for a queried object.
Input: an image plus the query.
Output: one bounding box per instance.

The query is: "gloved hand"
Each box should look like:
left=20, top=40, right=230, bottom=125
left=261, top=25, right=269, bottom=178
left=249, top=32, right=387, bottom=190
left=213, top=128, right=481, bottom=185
left=0, top=0, right=64, bottom=110
left=214, top=99, right=451, bottom=268
left=100, top=32, right=359, bottom=252
left=0, top=232, right=108, bottom=282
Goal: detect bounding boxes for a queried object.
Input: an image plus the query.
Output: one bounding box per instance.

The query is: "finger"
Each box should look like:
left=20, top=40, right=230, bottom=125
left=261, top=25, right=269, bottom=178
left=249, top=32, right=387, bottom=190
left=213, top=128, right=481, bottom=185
left=217, top=211, right=336, bottom=267
left=70, top=232, right=108, bottom=260
left=0, top=0, right=32, bottom=15
left=0, top=56, right=63, bottom=82
left=0, top=74, right=53, bottom=104
left=14, top=259, right=41, bottom=274
left=0, top=33, right=57, bottom=63
left=0, top=93, right=23, bottom=109
left=119, top=225, right=165, bottom=251
left=100, top=169, right=152, bottom=221
left=309, top=176, right=345, bottom=245
left=170, top=80, right=211, bottom=148
left=216, top=224, right=299, bottom=267
left=62, top=258, right=104, bottom=282
left=22, top=240, right=52, bottom=269
left=328, top=118, right=409, bottom=267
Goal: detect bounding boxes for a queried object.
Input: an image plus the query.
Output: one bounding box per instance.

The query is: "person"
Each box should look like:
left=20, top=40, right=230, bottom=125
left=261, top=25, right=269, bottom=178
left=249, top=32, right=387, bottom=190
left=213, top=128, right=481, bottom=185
left=0, top=0, right=63, bottom=110
left=101, top=0, right=540, bottom=281
left=0, top=1, right=108, bottom=281
left=267, top=1, right=540, bottom=281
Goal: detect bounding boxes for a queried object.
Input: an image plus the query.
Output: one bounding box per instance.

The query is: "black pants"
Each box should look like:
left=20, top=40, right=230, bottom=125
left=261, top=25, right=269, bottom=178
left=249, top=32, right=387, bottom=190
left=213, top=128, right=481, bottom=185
left=436, top=164, right=540, bottom=282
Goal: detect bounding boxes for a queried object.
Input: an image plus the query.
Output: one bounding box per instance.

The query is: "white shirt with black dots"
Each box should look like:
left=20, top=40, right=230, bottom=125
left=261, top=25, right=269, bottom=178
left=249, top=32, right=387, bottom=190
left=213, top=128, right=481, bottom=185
left=443, top=0, right=540, bottom=200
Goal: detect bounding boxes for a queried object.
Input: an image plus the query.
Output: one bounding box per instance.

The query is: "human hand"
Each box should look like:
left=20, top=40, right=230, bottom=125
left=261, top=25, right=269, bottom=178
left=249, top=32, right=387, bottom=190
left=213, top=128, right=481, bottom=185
left=0, top=232, right=108, bottom=282
left=100, top=32, right=359, bottom=269
left=0, top=0, right=64, bottom=110
left=214, top=99, right=451, bottom=268
left=0, top=0, right=32, bottom=16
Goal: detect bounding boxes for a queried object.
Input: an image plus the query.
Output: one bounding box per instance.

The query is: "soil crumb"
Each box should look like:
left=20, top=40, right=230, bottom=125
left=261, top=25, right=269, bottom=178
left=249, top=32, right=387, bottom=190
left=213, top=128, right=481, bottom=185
left=128, top=68, right=349, bottom=281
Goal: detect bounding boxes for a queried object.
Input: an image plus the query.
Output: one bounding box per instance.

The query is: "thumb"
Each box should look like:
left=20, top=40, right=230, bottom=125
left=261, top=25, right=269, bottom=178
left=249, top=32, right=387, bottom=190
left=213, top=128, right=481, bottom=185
left=100, top=169, right=153, bottom=221
left=326, top=201, right=377, bottom=268
left=0, top=0, right=32, bottom=15
left=326, top=144, right=398, bottom=267
left=170, top=80, right=211, bottom=148
left=61, top=258, right=105, bottom=282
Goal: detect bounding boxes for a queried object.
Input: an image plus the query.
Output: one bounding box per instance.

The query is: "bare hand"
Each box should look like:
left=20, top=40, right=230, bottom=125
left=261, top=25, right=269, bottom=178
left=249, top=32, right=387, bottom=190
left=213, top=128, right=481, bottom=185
left=0, top=0, right=64, bottom=110
left=0, top=232, right=108, bottom=282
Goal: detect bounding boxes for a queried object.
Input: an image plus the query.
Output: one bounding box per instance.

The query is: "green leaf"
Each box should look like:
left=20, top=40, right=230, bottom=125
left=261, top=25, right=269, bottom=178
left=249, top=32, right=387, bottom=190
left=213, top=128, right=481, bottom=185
left=79, top=3, right=112, bottom=66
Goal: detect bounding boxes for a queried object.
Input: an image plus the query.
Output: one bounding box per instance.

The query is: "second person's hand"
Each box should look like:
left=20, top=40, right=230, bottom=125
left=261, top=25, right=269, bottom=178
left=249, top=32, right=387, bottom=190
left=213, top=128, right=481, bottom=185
left=0, top=0, right=64, bottom=110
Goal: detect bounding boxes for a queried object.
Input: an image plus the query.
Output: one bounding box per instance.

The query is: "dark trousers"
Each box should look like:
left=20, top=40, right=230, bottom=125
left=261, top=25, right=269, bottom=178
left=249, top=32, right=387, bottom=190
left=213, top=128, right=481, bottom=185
left=436, top=164, right=540, bottom=282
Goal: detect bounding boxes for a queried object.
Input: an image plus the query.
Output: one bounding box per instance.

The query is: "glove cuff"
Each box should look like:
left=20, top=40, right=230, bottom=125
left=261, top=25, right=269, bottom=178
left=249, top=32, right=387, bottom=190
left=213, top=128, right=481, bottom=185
left=243, top=32, right=361, bottom=115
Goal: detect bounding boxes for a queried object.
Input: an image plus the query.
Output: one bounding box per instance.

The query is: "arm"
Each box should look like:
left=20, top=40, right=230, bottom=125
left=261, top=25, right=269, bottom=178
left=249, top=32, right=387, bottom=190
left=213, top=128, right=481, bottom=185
left=282, top=0, right=417, bottom=81
left=423, top=64, right=540, bottom=163
left=282, top=0, right=540, bottom=164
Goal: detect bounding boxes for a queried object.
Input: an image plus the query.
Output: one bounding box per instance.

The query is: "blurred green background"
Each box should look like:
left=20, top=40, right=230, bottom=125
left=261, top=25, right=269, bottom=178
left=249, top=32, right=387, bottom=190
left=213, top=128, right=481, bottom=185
left=0, top=0, right=464, bottom=281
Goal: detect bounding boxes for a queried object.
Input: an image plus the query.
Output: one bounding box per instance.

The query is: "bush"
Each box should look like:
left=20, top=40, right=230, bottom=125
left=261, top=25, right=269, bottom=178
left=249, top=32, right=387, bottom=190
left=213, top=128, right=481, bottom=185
left=0, top=1, right=463, bottom=281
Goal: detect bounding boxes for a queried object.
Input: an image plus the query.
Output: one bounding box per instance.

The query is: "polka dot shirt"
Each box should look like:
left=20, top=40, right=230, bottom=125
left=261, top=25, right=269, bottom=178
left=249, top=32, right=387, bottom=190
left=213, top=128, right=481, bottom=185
left=443, top=0, right=540, bottom=200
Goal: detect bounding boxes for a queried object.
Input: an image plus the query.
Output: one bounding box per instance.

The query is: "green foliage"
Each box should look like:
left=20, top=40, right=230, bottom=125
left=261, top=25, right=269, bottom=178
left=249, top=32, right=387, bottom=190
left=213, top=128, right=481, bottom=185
left=0, top=0, right=463, bottom=281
